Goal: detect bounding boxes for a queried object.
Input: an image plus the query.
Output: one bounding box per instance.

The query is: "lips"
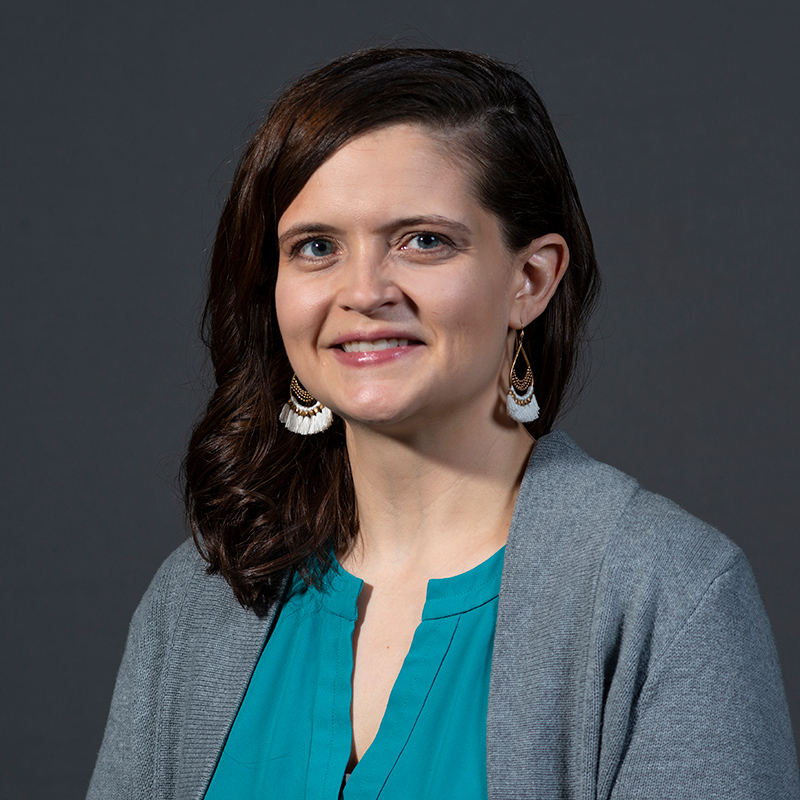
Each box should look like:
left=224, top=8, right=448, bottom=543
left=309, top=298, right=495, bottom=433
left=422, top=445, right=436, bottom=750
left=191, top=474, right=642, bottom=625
left=329, top=334, right=423, bottom=367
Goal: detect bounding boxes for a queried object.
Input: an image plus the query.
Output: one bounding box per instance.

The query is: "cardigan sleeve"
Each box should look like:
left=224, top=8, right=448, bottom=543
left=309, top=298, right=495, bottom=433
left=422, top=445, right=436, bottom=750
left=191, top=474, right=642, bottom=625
left=607, top=553, right=799, bottom=799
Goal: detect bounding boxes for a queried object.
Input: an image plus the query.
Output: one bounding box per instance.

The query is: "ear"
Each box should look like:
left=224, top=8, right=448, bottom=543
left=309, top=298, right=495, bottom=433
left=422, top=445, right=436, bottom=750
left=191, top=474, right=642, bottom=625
left=508, top=233, right=570, bottom=330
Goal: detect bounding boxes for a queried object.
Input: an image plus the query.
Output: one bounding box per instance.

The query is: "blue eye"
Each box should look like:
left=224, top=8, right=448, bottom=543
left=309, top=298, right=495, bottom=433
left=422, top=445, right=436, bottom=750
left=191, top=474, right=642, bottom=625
left=408, top=233, right=442, bottom=250
left=298, top=239, right=335, bottom=258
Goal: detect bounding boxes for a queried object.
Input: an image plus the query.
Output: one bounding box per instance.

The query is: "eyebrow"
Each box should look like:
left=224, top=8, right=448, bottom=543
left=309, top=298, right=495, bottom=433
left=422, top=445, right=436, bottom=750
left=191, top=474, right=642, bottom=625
left=277, top=215, right=472, bottom=247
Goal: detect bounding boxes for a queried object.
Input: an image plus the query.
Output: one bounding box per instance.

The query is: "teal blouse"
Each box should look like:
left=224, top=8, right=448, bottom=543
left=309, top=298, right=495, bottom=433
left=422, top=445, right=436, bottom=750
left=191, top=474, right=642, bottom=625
left=204, top=546, right=505, bottom=799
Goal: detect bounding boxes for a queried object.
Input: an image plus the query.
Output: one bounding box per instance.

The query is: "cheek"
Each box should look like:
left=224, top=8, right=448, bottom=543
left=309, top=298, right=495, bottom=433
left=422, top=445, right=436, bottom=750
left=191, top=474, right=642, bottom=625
left=274, top=271, right=329, bottom=364
left=433, top=273, right=511, bottom=340
left=273, top=273, right=295, bottom=347
left=274, top=273, right=309, bottom=362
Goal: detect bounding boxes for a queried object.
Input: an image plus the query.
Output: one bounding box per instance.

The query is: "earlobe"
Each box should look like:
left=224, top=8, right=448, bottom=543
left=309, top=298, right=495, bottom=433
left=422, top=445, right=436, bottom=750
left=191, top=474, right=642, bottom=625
left=511, top=233, right=570, bottom=329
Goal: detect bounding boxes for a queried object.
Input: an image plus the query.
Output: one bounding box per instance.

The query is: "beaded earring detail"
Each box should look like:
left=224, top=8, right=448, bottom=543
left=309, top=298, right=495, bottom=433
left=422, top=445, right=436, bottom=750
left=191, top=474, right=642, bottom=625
left=279, top=375, right=333, bottom=435
left=507, top=329, right=540, bottom=423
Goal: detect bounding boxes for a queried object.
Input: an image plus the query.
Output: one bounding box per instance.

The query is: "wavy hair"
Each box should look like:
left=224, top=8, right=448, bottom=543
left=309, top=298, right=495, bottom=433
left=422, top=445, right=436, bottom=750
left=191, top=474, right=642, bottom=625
left=184, top=47, right=601, bottom=608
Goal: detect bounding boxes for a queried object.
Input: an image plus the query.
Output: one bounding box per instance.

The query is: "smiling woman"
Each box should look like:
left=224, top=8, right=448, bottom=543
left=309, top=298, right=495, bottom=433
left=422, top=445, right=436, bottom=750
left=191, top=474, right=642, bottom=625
left=88, top=48, right=799, bottom=800
left=275, top=124, right=566, bottom=433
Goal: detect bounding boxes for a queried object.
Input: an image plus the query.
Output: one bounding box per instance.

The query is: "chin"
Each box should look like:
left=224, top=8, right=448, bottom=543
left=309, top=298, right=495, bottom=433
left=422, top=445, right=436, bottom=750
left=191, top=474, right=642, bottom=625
left=337, top=399, right=430, bottom=432
left=333, top=388, right=417, bottom=426
left=341, top=407, right=413, bottom=430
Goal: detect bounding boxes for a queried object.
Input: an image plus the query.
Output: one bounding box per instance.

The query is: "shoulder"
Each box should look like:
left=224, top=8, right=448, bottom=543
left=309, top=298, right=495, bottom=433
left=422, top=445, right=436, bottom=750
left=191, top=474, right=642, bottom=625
left=141, top=538, right=209, bottom=604
left=501, top=430, right=773, bottom=690
left=611, top=475, right=745, bottom=613
left=132, top=539, right=208, bottom=621
left=126, top=539, right=235, bottom=658
left=523, top=429, right=740, bottom=564
left=505, top=431, right=749, bottom=630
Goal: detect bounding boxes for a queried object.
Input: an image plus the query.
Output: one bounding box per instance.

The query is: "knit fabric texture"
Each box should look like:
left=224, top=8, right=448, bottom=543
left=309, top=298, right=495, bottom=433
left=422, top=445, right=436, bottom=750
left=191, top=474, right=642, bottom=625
left=87, top=431, right=800, bottom=799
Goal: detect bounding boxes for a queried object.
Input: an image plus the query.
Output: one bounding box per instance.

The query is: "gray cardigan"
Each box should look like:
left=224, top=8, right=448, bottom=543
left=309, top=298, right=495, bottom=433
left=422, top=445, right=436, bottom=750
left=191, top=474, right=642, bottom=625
left=88, top=432, right=800, bottom=799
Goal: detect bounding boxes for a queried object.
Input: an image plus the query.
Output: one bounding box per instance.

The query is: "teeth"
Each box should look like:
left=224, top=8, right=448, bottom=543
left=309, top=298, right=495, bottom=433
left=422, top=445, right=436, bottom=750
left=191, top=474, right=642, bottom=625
left=341, top=338, right=410, bottom=352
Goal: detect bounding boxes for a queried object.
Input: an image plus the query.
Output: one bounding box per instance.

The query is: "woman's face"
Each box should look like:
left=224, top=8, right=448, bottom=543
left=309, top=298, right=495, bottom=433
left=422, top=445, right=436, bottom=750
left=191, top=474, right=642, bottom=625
left=275, top=124, right=530, bottom=433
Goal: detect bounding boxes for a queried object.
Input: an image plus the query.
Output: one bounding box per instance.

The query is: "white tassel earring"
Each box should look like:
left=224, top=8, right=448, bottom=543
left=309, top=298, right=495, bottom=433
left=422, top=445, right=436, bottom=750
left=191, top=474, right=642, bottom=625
left=279, top=375, right=333, bottom=435
left=507, top=329, right=540, bottom=423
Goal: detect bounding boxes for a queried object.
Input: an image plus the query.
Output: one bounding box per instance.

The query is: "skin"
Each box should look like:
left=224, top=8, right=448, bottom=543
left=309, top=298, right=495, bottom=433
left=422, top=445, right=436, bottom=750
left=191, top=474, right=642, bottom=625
left=275, top=124, right=569, bottom=768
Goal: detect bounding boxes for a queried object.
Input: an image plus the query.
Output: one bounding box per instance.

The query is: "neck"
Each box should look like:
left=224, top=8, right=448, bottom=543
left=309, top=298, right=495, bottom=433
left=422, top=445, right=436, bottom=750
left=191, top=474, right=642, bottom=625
left=340, top=408, right=534, bottom=581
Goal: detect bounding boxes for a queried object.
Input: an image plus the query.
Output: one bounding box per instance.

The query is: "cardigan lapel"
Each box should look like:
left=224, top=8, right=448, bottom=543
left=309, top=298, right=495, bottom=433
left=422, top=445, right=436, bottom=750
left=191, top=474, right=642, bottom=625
left=161, top=569, right=287, bottom=800
left=486, top=432, right=637, bottom=799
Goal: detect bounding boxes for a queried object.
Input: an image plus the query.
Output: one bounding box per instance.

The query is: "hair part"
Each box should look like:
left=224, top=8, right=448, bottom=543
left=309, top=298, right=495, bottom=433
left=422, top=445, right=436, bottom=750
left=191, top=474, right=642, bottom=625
left=184, top=47, right=601, bottom=608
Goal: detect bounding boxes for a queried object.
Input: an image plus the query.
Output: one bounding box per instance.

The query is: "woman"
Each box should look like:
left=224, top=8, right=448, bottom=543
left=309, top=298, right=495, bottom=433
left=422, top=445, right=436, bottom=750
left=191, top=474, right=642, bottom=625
left=88, top=48, right=799, bottom=799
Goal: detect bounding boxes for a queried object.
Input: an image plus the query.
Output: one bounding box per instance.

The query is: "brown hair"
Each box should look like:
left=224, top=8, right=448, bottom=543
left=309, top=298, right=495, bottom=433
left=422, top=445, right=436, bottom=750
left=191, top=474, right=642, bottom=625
left=184, top=47, right=601, bottom=609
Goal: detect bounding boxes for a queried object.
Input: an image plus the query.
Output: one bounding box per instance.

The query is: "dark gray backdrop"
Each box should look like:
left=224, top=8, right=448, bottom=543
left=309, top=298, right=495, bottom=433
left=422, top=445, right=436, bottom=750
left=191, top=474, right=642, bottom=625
left=2, top=1, right=798, bottom=797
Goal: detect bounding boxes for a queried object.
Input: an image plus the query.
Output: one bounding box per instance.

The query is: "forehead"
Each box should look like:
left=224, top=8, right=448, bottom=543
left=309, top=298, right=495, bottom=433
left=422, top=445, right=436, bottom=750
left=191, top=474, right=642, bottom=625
left=277, top=124, right=484, bottom=233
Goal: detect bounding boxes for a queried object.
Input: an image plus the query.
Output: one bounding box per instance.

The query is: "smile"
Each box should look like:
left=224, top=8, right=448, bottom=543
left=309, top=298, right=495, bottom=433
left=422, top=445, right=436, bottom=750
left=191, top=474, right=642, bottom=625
left=341, top=338, right=411, bottom=352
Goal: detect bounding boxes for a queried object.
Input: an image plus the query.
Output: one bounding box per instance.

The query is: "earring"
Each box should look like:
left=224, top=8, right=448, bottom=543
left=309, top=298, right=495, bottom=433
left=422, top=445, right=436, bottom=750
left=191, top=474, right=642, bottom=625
left=507, top=329, right=540, bottom=423
left=279, top=375, right=333, bottom=435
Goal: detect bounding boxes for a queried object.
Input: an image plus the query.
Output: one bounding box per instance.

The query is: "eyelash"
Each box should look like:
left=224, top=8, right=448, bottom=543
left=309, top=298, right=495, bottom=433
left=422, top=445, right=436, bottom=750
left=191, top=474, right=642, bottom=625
left=400, top=232, right=452, bottom=251
left=289, top=232, right=454, bottom=259
left=288, top=238, right=336, bottom=259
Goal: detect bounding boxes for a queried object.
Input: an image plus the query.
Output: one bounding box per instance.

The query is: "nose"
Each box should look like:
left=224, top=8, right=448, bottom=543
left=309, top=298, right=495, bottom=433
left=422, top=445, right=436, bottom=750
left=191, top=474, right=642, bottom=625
left=337, top=244, right=403, bottom=315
